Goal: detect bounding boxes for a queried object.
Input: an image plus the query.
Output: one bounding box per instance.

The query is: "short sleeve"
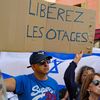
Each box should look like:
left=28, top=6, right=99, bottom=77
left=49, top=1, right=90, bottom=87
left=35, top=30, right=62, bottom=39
left=14, top=75, right=26, bottom=94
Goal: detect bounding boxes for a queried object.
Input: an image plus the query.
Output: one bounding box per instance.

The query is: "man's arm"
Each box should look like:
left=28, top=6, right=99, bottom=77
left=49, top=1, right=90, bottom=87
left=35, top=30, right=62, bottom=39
left=4, top=78, right=16, bottom=92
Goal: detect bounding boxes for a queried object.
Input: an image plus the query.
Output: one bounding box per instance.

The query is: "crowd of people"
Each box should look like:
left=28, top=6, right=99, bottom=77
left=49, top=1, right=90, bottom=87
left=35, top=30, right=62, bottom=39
left=0, top=51, right=99, bottom=100
left=64, top=51, right=96, bottom=100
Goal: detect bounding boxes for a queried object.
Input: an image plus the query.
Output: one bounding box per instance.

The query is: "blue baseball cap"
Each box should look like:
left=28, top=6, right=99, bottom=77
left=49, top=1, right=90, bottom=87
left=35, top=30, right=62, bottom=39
left=27, top=51, right=52, bottom=68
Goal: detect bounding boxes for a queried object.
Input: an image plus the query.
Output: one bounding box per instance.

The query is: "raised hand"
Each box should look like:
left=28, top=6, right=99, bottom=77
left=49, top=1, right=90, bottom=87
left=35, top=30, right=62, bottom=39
left=73, top=51, right=83, bottom=64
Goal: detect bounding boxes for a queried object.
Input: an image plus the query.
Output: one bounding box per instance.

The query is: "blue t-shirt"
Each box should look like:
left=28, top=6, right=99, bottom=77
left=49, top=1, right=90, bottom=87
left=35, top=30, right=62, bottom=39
left=14, top=73, right=59, bottom=100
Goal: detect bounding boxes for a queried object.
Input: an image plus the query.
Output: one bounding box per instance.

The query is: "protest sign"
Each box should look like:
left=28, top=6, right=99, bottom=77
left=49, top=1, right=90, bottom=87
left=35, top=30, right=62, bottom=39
left=0, top=0, right=96, bottom=53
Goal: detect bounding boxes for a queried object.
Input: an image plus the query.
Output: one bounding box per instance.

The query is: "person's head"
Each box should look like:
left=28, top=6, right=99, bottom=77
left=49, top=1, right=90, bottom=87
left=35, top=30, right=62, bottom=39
left=77, top=66, right=95, bottom=85
left=27, top=51, right=52, bottom=75
left=80, top=73, right=100, bottom=100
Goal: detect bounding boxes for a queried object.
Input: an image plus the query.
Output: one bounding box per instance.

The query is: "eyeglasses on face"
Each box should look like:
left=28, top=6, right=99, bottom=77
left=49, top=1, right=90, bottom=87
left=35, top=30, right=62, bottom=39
left=92, top=80, right=100, bottom=86
left=38, top=59, right=51, bottom=65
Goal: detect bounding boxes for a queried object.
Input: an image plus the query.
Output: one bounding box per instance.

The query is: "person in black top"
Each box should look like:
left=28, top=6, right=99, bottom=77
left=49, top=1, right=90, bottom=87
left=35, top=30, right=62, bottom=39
left=64, top=51, right=95, bottom=100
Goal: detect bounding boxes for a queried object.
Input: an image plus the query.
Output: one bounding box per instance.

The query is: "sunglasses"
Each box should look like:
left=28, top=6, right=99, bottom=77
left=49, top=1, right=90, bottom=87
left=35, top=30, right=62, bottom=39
left=92, top=80, right=100, bottom=86
left=38, top=59, right=51, bottom=65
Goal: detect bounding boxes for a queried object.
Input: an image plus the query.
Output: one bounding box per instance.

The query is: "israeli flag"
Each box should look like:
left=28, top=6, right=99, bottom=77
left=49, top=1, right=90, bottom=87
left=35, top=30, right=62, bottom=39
left=0, top=48, right=100, bottom=89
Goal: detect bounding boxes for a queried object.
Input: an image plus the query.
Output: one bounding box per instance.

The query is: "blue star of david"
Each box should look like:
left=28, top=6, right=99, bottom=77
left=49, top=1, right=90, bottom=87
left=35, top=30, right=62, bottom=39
left=48, top=59, right=63, bottom=74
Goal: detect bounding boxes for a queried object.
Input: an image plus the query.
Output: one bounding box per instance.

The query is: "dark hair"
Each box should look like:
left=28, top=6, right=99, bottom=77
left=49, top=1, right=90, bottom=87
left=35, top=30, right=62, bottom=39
left=59, top=88, right=67, bottom=99
left=76, top=66, right=95, bottom=85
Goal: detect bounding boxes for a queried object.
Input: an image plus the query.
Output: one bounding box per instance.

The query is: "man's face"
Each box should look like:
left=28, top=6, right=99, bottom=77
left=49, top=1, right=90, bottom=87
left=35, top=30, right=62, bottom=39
left=32, top=59, right=50, bottom=75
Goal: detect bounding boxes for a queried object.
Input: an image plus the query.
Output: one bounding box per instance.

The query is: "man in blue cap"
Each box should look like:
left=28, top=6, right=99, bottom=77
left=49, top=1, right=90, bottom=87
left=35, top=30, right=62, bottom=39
left=4, top=51, right=59, bottom=100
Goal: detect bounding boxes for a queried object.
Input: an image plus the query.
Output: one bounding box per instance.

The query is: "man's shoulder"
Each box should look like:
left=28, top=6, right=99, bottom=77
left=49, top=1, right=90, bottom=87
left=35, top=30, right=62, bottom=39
left=48, top=76, right=58, bottom=84
left=14, top=73, right=34, bottom=80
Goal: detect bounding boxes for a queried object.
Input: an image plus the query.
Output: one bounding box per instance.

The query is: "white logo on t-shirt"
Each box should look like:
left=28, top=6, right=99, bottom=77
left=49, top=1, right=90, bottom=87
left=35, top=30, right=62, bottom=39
left=31, top=85, right=55, bottom=100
